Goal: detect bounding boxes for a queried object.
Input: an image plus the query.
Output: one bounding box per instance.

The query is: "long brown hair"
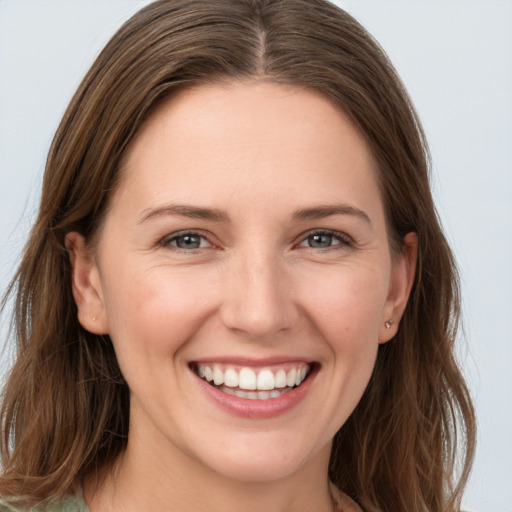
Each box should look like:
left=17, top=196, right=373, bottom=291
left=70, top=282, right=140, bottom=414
left=0, top=1, right=475, bottom=510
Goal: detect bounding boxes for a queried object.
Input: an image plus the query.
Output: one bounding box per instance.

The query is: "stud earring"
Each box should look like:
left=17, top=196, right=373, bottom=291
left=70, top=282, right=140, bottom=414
left=92, top=316, right=97, bottom=322
left=385, top=319, right=394, bottom=329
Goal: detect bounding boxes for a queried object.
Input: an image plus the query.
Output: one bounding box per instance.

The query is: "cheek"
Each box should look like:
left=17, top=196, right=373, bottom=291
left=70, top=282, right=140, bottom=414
left=290, top=265, right=388, bottom=433
left=299, top=263, right=389, bottom=346
left=100, top=262, right=215, bottom=360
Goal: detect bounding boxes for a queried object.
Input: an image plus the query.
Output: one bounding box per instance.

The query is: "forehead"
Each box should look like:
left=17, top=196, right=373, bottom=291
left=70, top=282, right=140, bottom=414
left=114, top=81, right=382, bottom=222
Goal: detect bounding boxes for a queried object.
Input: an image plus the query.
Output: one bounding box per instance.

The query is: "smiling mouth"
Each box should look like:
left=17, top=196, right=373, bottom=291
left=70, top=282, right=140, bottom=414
left=191, top=362, right=313, bottom=400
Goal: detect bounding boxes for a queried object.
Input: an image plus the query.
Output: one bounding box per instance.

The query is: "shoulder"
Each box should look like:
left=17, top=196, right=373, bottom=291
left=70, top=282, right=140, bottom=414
left=0, top=494, right=89, bottom=512
left=329, top=482, right=364, bottom=512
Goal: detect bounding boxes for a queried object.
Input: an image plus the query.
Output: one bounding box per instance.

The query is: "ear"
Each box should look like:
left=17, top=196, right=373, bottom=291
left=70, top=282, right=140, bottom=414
left=65, top=232, right=109, bottom=334
left=379, top=232, right=418, bottom=343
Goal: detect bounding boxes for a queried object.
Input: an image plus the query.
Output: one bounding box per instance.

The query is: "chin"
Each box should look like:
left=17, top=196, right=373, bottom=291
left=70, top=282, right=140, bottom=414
left=189, top=430, right=329, bottom=484
left=205, top=454, right=308, bottom=483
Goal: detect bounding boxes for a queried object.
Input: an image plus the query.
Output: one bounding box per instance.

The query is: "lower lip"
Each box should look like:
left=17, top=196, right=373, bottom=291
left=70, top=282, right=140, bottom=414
left=193, top=368, right=317, bottom=419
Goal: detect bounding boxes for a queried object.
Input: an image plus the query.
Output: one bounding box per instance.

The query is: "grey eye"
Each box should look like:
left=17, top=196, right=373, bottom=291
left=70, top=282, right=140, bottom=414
left=307, top=234, right=334, bottom=248
left=170, top=234, right=205, bottom=249
left=298, top=230, right=351, bottom=250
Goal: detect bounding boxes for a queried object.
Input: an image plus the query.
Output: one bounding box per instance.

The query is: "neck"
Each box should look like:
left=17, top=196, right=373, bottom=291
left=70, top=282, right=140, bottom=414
left=84, top=415, right=335, bottom=512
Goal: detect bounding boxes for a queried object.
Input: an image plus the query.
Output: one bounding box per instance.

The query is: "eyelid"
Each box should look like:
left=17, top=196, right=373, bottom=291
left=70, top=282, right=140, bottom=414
left=157, top=228, right=353, bottom=252
left=295, top=229, right=354, bottom=249
left=159, top=229, right=216, bottom=250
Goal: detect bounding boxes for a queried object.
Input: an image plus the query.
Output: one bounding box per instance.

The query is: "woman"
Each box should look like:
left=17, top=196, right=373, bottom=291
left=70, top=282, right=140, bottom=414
left=0, top=0, right=475, bottom=511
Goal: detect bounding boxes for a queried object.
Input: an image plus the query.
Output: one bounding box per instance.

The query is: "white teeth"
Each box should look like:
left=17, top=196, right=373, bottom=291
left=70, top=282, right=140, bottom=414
left=275, top=369, right=287, bottom=388
left=286, top=368, right=296, bottom=387
left=224, top=368, right=239, bottom=388
left=217, top=386, right=292, bottom=400
left=195, top=363, right=311, bottom=396
left=257, top=369, right=275, bottom=390
left=213, top=365, right=224, bottom=385
left=238, top=367, right=257, bottom=390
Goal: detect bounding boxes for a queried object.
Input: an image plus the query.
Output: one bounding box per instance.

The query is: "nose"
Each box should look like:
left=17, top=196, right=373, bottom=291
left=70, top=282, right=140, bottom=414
left=219, top=250, right=299, bottom=340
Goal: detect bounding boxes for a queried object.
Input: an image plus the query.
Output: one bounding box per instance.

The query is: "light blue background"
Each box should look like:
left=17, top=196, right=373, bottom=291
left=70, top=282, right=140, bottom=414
left=1, top=1, right=511, bottom=511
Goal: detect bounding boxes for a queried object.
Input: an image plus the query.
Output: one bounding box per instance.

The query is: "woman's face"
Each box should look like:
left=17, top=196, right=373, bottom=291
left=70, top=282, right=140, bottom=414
left=69, top=82, right=415, bottom=483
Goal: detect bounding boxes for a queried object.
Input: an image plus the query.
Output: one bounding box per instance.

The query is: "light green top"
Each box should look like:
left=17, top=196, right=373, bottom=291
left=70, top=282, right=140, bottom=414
left=0, top=483, right=361, bottom=511
left=0, top=494, right=89, bottom=512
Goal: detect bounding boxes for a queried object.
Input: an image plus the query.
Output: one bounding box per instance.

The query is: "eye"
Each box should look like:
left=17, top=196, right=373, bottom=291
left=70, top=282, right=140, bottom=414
left=298, top=230, right=351, bottom=249
left=161, top=231, right=213, bottom=250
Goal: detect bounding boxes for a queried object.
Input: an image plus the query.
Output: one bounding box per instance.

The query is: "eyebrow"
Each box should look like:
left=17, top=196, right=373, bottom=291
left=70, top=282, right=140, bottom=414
left=138, top=202, right=371, bottom=225
left=292, top=204, right=372, bottom=225
left=138, top=204, right=230, bottom=224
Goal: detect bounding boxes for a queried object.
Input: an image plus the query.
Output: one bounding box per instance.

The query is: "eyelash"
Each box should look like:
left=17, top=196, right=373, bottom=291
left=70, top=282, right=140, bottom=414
left=159, top=230, right=214, bottom=251
left=159, top=229, right=353, bottom=253
left=296, top=229, right=353, bottom=251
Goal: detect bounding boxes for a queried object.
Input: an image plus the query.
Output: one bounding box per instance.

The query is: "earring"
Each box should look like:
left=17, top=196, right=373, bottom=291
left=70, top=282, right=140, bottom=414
left=385, top=319, right=394, bottom=329
left=92, top=316, right=97, bottom=322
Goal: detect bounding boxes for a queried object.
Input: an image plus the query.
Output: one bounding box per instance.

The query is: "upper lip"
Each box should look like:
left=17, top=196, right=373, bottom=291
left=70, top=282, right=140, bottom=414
left=190, top=355, right=315, bottom=367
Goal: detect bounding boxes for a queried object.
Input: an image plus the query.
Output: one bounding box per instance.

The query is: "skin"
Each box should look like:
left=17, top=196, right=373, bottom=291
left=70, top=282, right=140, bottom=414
left=67, top=82, right=416, bottom=512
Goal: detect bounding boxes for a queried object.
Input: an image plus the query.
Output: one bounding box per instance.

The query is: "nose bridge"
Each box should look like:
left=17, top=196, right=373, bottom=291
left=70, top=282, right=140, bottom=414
left=220, top=244, right=297, bottom=339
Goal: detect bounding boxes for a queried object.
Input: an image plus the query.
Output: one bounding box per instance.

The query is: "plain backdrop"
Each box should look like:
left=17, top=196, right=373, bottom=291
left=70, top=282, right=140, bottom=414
left=0, top=1, right=511, bottom=511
